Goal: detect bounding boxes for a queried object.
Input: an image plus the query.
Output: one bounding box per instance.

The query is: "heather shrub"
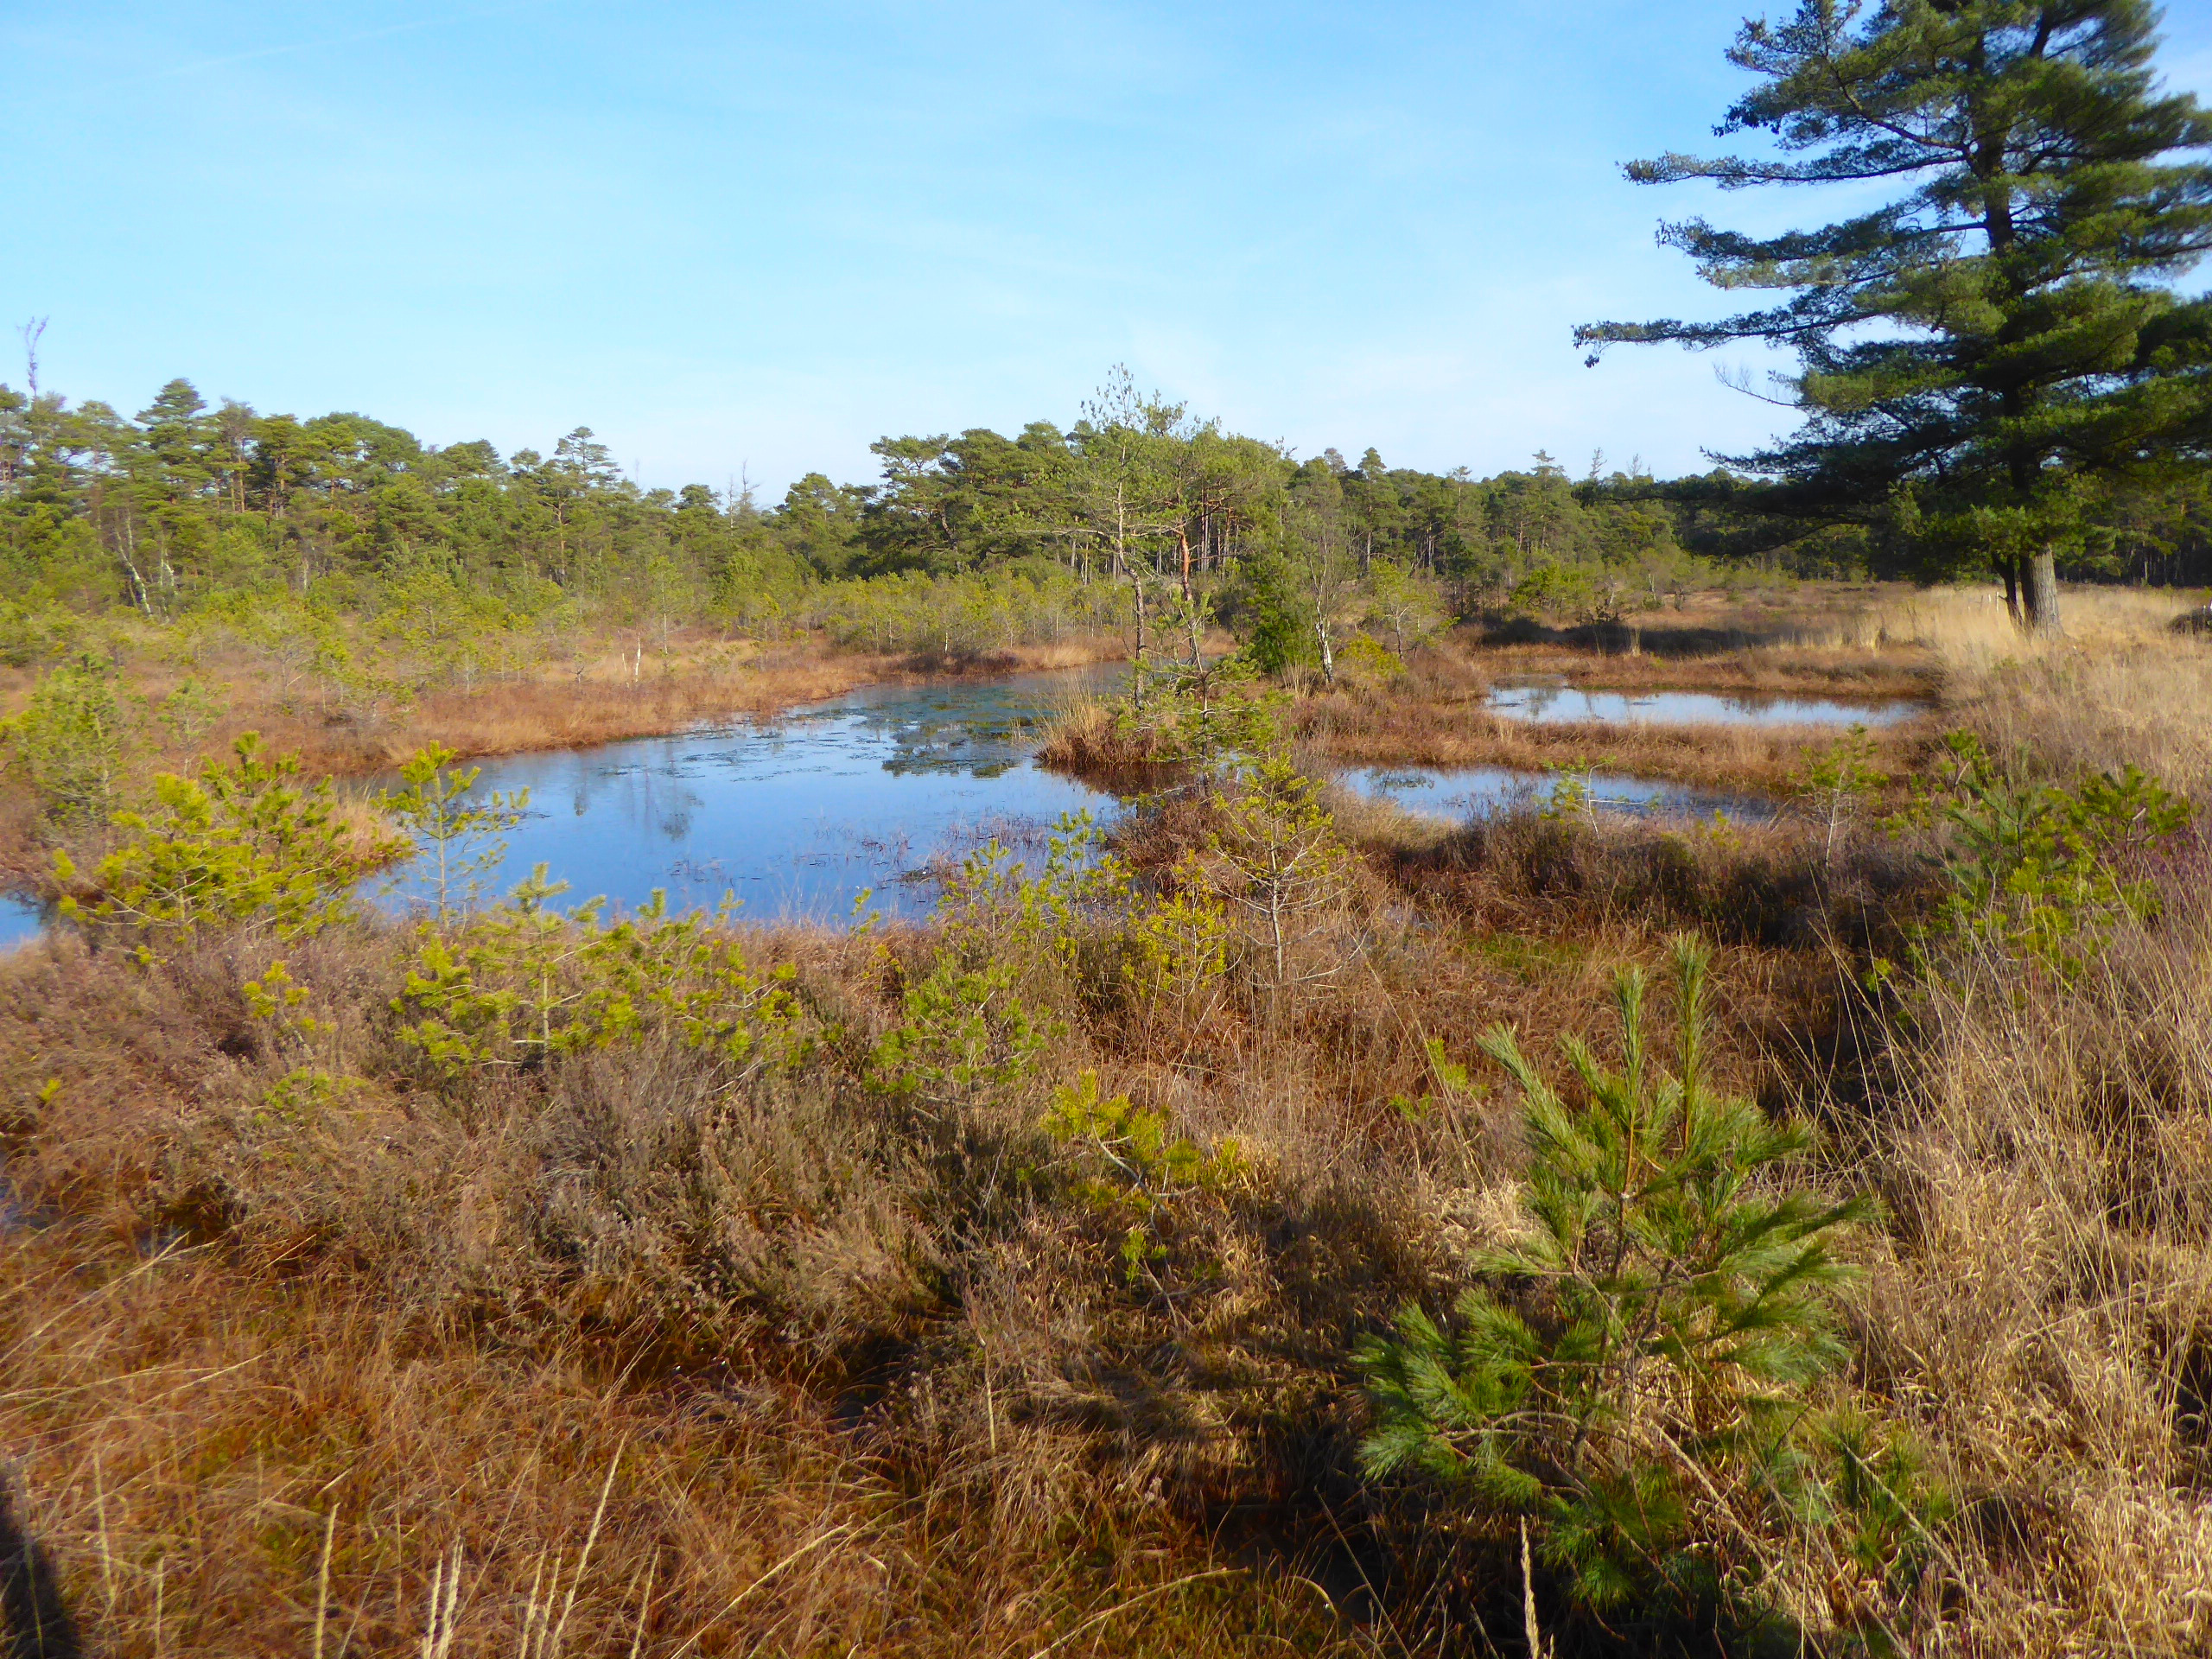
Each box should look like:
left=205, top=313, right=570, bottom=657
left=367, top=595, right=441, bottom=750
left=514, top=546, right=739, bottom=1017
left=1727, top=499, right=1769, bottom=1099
left=393, top=867, right=810, bottom=1078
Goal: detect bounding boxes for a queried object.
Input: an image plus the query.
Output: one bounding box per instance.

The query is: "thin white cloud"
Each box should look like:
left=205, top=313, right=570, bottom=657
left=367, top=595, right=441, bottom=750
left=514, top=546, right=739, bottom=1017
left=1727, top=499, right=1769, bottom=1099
left=66, top=2, right=556, bottom=95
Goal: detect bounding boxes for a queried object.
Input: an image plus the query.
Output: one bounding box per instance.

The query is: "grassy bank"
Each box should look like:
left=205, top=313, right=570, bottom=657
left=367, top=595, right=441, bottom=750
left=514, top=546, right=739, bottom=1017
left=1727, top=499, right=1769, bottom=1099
left=1282, top=585, right=2202, bottom=798
left=0, top=626, right=1133, bottom=778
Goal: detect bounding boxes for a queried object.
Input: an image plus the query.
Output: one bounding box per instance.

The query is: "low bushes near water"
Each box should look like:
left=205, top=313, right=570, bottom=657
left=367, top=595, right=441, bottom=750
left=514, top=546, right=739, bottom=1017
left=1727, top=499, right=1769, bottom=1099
left=3, top=618, right=2211, bottom=1655
left=0, top=745, right=1454, bottom=1655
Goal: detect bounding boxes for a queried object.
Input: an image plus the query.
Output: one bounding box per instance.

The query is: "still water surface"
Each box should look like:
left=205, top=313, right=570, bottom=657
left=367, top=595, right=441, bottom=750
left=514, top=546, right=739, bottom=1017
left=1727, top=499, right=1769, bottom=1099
left=0, top=895, right=42, bottom=950
left=1488, top=683, right=1923, bottom=728
left=383, top=669, right=1771, bottom=925
left=1343, top=765, right=1759, bottom=823
left=0, top=668, right=1805, bottom=948
left=379, top=671, right=1122, bottom=925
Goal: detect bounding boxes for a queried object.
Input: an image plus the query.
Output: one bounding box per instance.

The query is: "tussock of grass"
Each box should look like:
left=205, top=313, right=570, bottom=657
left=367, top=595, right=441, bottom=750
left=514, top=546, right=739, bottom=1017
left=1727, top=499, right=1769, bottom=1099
left=1852, top=868, right=2212, bottom=1650
left=1033, top=696, right=1184, bottom=782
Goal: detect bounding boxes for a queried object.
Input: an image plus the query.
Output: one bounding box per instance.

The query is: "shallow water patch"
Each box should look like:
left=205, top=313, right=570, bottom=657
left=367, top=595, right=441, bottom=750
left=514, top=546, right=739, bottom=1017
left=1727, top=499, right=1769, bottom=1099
left=0, top=895, right=46, bottom=951
left=1489, top=683, right=1924, bottom=728
left=373, top=669, right=1123, bottom=925
left=1342, top=764, right=1769, bottom=823
left=371, top=666, right=1786, bottom=927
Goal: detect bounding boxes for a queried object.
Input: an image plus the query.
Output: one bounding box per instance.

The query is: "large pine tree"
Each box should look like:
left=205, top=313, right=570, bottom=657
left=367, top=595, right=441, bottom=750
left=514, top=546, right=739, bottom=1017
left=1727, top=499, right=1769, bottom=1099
left=1579, top=0, right=2212, bottom=630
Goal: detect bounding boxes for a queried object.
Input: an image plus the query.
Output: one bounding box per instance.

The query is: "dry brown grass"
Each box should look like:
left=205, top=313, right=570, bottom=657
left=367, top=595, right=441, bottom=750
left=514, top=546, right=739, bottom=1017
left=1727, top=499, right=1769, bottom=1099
left=1857, top=580, right=2207, bottom=659
left=123, top=631, right=1128, bottom=780
left=0, top=1230, right=1360, bottom=1659
left=1789, top=586, right=2212, bottom=1655
left=0, top=776, right=1833, bottom=1654
left=1465, top=583, right=1943, bottom=696
left=0, top=920, right=1402, bottom=1657
left=1924, top=592, right=2212, bottom=800
left=9, top=579, right=2212, bottom=1655
left=1846, top=875, right=2212, bottom=1654
left=1032, top=696, right=1187, bottom=785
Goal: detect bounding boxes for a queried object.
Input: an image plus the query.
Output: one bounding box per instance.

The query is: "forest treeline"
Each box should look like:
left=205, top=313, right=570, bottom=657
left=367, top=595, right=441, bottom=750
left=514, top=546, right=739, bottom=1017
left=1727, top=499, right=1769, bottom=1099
left=3, top=368, right=2207, bottom=663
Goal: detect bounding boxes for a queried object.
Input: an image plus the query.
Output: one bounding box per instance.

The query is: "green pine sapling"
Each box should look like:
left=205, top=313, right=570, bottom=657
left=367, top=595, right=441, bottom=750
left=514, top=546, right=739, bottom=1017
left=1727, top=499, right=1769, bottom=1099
left=379, top=741, right=531, bottom=924
left=1360, top=937, right=1940, bottom=1638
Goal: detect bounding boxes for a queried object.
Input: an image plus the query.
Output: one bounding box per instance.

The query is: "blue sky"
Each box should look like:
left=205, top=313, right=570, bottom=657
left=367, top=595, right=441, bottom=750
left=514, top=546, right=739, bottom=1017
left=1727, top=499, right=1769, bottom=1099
left=10, top=1, right=2211, bottom=496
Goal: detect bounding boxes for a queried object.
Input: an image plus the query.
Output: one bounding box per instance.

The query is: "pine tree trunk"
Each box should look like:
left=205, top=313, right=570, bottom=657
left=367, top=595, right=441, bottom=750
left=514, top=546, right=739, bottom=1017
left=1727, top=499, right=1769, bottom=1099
left=2000, top=558, right=2022, bottom=626
left=2023, top=546, right=2063, bottom=634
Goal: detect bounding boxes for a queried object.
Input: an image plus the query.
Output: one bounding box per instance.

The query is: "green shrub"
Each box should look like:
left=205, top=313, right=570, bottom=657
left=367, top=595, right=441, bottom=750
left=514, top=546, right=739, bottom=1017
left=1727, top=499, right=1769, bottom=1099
left=156, top=676, right=228, bottom=747
left=1791, top=724, right=1887, bottom=868
left=1899, top=731, right=2191, bottom=972
left=55, top=734, right=363, bottom=959
left=1099, top=658, right=1288, bottom=775
left=930, top=811, right=1128, bottom=982
left=0, top=602, right=86, bottom=669
left=8, top=658, right=128, bottom=825
left=1042, top=1070, right=1243, bottom=1283
left=1336, top=632, right=1407, bottom=684
left=1122, top=850, right=1230, bottom=1021
left=868, top=958, right=1056, bottom=1115
left=1539, top=759, right=1604, bottom=827
left=1203, top=755, right=1354, bottom=991
left=1231, top=551, right=1313, bottom=677
left=378, top=741, right=530, bottom=921
left=393, top=867, right=808, bottom=1077
left=1359, top=938, right=1942, bottom=1643
left=240, top=958, right=361, bottom=1122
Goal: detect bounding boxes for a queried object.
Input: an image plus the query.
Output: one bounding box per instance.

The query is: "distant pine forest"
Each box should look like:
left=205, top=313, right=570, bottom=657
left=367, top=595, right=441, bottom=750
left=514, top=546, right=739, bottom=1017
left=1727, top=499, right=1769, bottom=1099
left=3, top=372, right=2208, bottom=666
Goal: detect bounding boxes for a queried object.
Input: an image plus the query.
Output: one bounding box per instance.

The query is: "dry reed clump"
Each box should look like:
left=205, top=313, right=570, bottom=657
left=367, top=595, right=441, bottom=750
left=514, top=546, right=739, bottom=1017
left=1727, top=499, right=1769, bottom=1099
left=1380, top=802, right=1923, bottom=960
left=1032, top=696, right=1185, bottom=783
left=1943, top=636, right=2212, bottom=802
left=1850, top=867, right=2212, bottom=1655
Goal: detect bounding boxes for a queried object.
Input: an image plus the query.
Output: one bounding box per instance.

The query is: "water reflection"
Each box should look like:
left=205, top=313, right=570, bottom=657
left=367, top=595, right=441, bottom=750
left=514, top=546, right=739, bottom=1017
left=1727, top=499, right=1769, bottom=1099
left=0, top=895, right=45, bottom=951
left=1340, top=765, right=1768, bottom=823
left=365, top=666, right=1796, bottom=930
left=1490, top=683, right=1923, bottom=728
left=375, top=669, right=1124, bottom=925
